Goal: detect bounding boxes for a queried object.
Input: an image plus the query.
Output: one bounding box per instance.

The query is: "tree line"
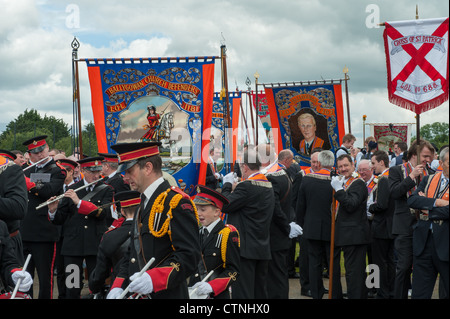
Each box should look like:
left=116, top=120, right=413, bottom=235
left=0, top=109, right=98, bottom=157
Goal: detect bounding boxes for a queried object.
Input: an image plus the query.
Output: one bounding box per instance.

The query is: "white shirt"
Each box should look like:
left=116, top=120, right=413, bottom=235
left=202, top=218, right=221, bottom=237
left=141, top=177, right=165, bottom=209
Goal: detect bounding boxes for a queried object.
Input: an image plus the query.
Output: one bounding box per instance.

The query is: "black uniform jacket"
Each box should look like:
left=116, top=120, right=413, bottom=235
left=0, top=160, right=27, bottom=234
left=89, top=219, right=133, bottom=294
left=189, top=220, right=240, bottom=299
left=264, top=166, right=292, bottom=251
left=116, top=180, right=201, bottom=299
left=369, top=175, right=395, bottom=239
left=334, top=178, right=370, bottom=246
left=52, top=179, right=114, bottom=256
left=389, top=164, right=434, bottom=235
left=221, top=176, right=274, bottom=260
left=407, top=174, right=449, bottom=262
left=0, top=220, right=20, bottom=288
left=21, top=159, right=65, bottom=242
left=297, top=170, right=333, bottom=241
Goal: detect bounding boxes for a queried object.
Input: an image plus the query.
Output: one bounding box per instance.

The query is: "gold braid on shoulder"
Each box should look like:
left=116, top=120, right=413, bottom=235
left=148, top=188, right=199, bottom=250
left=218, top=226, right=240, bottom=268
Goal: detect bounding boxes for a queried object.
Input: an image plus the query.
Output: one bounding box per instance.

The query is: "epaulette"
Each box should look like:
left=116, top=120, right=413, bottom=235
left=169, top=186, right=190, bottom=200
left=218, top=224, right=240, bottom=267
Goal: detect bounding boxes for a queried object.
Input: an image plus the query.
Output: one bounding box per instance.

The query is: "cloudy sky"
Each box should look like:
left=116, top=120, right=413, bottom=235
left=0, top=0, right=448, bottom=147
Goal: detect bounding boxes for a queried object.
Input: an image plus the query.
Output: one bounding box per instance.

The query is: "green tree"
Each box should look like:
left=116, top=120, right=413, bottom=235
left=418, top=122, right=449, bottom=150
left=0, top=109, right=70, bottom=152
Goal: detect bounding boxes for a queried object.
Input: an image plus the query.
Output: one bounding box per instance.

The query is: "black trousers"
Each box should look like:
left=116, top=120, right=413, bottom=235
left=412, top=230, right=449, bottom=299
left=232, top=257, right=269, bottom=299
left=340, top=244, right=368, bottom=299
left=393, top=234, right=413, bottom=299
left=63, top=255, right=97, bottom=299
left=267, top=249, right=289, bottom=299
left=22, top=241, right=57, bottom=299
left=298, top=235, right=310, bottom=293
left=307, top=239, right=338, bottom=299
left=372, top=237, right=395, bottom=299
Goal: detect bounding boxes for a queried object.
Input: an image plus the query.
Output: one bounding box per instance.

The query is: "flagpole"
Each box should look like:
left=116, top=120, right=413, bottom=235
left=72, top=37, right=83, bottom=158
left=246, top=78, right=256, bottom=144
left=254, top=71, right=260, bottom=145
left=343, top=66, right=351, bottom=133
left=221, top=45, right=233, bottom=172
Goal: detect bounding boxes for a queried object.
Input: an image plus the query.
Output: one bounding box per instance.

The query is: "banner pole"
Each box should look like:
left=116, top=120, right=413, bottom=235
left=343, top=66, right=351, bottom=133
left=221, top=44, right=233, bottom=172
left=72, top=37, right=83, bottom=158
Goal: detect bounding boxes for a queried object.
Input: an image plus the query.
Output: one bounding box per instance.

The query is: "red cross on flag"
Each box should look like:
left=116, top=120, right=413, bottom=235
left=383, top=17, right=449, bottom=114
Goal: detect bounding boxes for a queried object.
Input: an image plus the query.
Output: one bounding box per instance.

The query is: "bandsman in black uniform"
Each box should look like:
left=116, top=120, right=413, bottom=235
left=0, top=219, right=33, bottom=298
left=89, top=190, right=140, bottom=298
left=221, top=148, right=275, bottom=299
left=98, top=153, right=130, bottom=227
left=20, top=135, right=65, bottom=299
left=188, top=185, right=240, bottom=299
left=106, top=142, right=201, bottom=299
left=48, top=156, right=114, bottom=299
left=0, top=151, right=27, bottom=265
left=330, top=153, right=370, bottom=299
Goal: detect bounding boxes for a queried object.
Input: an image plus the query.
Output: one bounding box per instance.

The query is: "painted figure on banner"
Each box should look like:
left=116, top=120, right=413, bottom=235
left=141, top=105, right=161, bottom=142
left=297, top=113, right=326, bottom=156
left=265, top=84, right=344, bottom=167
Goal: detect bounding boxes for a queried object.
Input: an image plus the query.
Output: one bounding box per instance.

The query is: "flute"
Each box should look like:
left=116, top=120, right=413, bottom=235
left=23, top=156, right=50, bottom=172
left=10, top=254, right=32, bottom=299
left=35, top=177, right=104, bottom=210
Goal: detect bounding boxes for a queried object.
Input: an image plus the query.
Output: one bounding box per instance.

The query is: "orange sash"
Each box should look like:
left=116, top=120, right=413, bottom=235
left=425, top=172, right=449, bottom=201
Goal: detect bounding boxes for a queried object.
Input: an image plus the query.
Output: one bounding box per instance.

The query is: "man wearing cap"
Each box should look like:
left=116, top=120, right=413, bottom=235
left=188, top=185, right=240, bottom=299
left=48, top=156, right=113, bottom=299
left=20, top=135, right=65, bottom=299
left=99, top=153, right=130, bottom=226
left=221, top=148, right=275, bottom=299
left=106, top=142, right=201, bottom=299
left=0, top=151, right=28, bottom=266
left=88, top=190, right=140, bottom=298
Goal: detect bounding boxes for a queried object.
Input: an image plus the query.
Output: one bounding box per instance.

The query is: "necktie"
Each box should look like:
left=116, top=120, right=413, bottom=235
left=200, top=228, right=209, bottom=247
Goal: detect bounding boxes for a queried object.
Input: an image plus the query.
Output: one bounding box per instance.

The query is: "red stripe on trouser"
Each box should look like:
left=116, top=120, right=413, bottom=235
left=49, top=242, right=56, bottom=299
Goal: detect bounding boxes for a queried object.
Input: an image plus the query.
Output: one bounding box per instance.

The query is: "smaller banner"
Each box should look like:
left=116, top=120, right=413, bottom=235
left=264, top=83, right=345, bottom=166
left=368, top=123, right=413, bottom=152
left=250, top=91, right=273, bottom=144
left=211, top=91, right=241, bottom=174
left=383, top=17, right=449, bottom=114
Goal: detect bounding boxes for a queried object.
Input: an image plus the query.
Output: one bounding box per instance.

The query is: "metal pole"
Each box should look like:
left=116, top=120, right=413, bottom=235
left=72, top=37, right=83, bottom=158
left=221, top=45, right=233, bottom=173
left=343, top=66, right=351, bottom=133
left=254, top=71, right=260, bottom=145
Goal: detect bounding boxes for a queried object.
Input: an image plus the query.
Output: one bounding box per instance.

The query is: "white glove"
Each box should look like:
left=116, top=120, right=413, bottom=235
left=128, top=271, right=153, bottom=295
left=331, top=176, right=344, bottom=191
left=192, top=281, right=213, bottom=296
left=214, top=172, right=221, bottom=179
left=289, top=222, right=303, bottom=238
left=107, top=287, right=123, bottom=299
left=11, top=270, right=33, bottom=292
left=222, top=172, right=236, bottom=185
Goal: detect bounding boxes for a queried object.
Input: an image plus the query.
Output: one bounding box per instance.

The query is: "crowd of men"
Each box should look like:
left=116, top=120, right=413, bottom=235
left=0, top=132, right=448, bottom=300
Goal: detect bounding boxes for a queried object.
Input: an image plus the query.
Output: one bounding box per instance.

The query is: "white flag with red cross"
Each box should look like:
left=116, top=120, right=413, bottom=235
left=383, top=17, right=449, bottom=114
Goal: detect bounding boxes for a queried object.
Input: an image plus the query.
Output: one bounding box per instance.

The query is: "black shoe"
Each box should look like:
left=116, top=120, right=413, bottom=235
left=301, top=289, right=312, bottom=297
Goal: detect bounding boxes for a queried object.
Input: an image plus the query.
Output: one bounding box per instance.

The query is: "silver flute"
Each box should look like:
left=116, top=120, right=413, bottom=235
left=35, top=177, right=104, bottom=210
left=23, top=156, right=51, bottom=172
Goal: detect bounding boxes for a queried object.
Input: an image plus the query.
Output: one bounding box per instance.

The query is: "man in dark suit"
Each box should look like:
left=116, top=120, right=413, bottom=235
left=205, top=147, right=221, bottom=190
left=189, top=185, right=240, bottom=299
left=98, top=153, right=130, bottom=226
left=48, top=156, right=114, bottom=299
left=0, top=151, right=28, bottom=265
left=106, top=142, right=200, bottom=299
left=407, top=146, right=448, bottom=299
left=257, top=144, right=302, bottom=299
left=331, top=154, right=370, bottom=299
left=221, top=148, right=274, bottom=299
left=389, top=140, right=435, bottom=299
left=88, top=190, right=140, bottom=298
left=368, top=150, right=396, bottom=299
left=297, top=150, right=339, bottom=299
left=20, top=135, right=65, bottom=299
